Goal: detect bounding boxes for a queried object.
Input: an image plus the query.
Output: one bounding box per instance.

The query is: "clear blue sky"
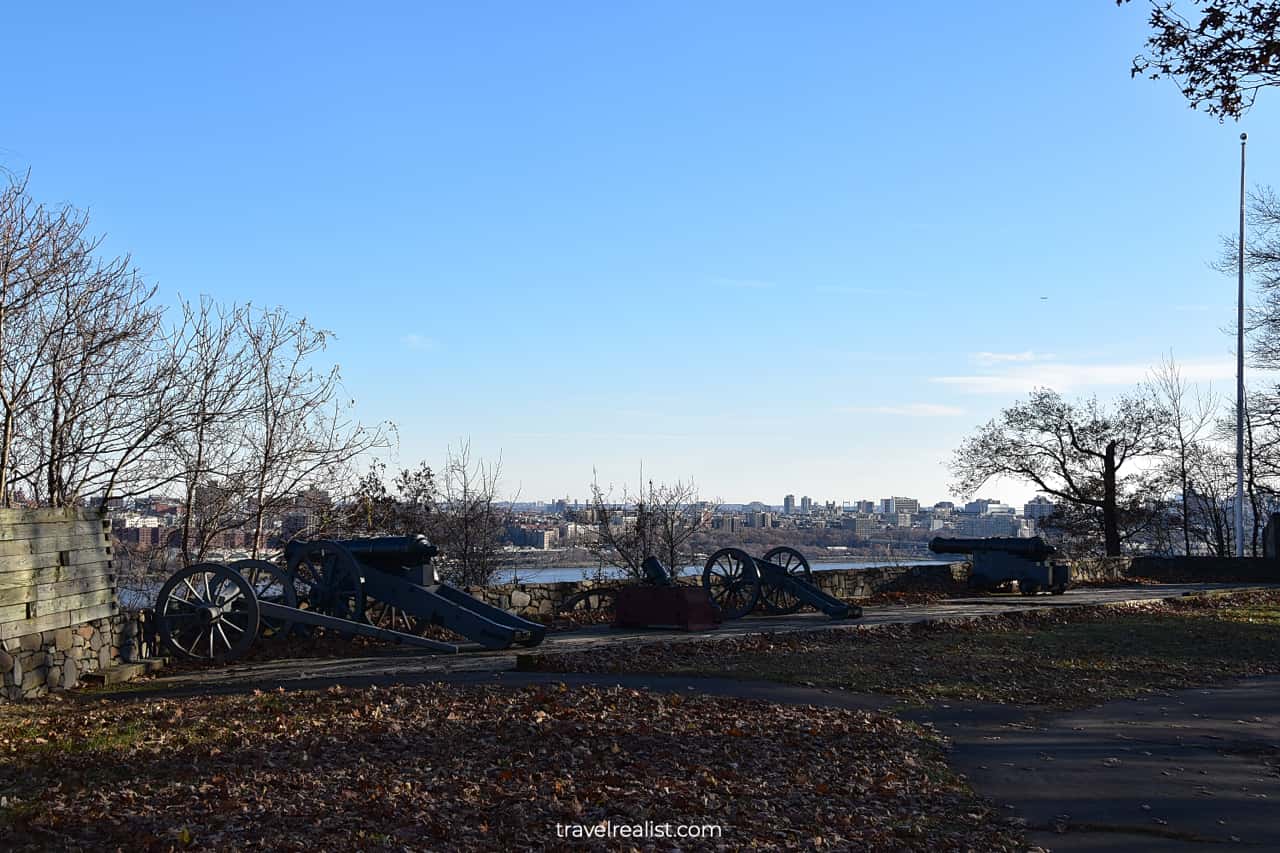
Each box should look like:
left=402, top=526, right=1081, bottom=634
left=1, top=2, right=1271, bottom=507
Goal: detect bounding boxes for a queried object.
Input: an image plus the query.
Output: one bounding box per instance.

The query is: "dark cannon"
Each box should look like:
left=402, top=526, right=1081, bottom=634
left=153, top=534, right=547, bottom=663
left=928, top=536, right=1069, bottom=595
left=700, top=547, right=858, bottom=620
left=558, top=546, right=860, bottom=629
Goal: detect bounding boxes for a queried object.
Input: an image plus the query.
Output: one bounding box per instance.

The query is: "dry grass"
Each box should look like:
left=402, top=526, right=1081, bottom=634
left=535, top=590, right=1280, bottom=709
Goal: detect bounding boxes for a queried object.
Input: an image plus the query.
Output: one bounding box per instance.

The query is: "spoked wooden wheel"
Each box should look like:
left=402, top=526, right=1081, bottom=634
left=758, top=546, right=813, bottom=615
left=229, top=559, right=298, bottom=639
left=287, top=540, right=366, bottom=622
left=701, top=548, right=761, bottom=619
left=364, top=598, right=426, bottom=634
left=155, top=563, right=260, bottom=663
left=556, top=588, right=618, bottom=614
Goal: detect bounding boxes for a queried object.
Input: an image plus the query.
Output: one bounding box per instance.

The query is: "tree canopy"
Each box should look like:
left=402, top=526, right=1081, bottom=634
left=1123, top=0, right=1280, bottom=119
left=951, top=389, right=1167, bottom=555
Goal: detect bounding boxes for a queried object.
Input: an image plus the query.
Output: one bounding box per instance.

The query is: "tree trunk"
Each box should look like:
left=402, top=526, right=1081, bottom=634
left=0, top=408, right=12, bottom=507
left=1179, top=455, right=1191, bottom=557
left=1102, top=440, right=1121, bottom=557
left=1245, top=413, right=1262, bottom=557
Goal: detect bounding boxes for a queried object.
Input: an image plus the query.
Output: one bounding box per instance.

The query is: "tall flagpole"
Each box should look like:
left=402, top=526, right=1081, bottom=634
left=1236, top=132, right=1248, bottom=557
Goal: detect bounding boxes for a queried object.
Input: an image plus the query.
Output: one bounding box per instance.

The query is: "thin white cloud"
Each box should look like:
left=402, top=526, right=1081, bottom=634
left=712, top=277, right=774, bottom=290
left=840, top=403, right=966, bottom=417
left=971, top=350, right=1055, bottom=365
left=400, top=333, right=438, bottom=351
left=932, top=358, right=1235, bottom=395
left=815, top=285, right=906, bottom=296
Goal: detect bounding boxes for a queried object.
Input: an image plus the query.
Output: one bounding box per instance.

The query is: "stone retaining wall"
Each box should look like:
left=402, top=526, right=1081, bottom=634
left=464, top=562, right=969, bottom=618
left=1068, top=557, right=1132, bottom=582
left=1129, top=556, right=1280, bottom=581
left=0, top=611, right=150, bottom=700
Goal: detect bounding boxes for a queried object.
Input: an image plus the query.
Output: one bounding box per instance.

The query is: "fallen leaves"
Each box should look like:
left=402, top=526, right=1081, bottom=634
left=0, top=683, right=1025, bottom=851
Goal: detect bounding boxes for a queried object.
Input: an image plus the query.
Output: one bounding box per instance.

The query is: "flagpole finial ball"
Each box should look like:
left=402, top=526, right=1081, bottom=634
left=1242, top=132, right=1248, bottom=141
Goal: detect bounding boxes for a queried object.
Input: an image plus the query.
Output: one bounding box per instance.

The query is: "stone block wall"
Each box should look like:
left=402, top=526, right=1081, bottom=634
left=1064, top=555, right=1280, bottom=582
left=1129, top=556, right=1280, bottom=581
left=1068, top=557, right=1133, bottom=582
left=0, top=611, right=150, bottom=700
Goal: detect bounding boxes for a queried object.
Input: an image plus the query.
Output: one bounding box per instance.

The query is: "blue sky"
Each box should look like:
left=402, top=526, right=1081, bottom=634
left=0, top=2, right=1270, bottom=507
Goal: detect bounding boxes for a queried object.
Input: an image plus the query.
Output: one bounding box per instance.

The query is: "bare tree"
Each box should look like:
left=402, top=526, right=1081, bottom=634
left=161, top=297, right=259, bottom=563
left=1216, top=388, right=1280, bottom=553
left=1147, top=354, right=1221, bottom=555
left=238, top=305, right=391, bottom=555
left=0, top=174, right=174, bottom=507
left=1217, top=187, right=1280, bottom=369
left=1184, top=443, right=1238, bottom=555
left=430, top=441, right=507, bottom=587
left=587, top=473, right=714, bottom=579
left=951, top=389, right=1167, bottom=556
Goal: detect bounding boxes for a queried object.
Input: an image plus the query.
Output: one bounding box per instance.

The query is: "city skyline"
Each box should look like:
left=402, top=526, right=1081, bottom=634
left=0, top=3, right=1265, bottom=505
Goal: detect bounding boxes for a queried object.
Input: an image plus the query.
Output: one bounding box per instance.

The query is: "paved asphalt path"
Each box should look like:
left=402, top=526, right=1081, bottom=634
left=419, top=670, right=1280, bottom=852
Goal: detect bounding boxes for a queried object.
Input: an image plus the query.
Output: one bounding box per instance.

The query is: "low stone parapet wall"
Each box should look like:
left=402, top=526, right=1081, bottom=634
left=1129, top=556, right=1280, bottom=581
left=1068, top=557, right=1133, bottom=582
left=465, top=562, right=969, bottom=619
left=0, top=610, right=151, bottom=700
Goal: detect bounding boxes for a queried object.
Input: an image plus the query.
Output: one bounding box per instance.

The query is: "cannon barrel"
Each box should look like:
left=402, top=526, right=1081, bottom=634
left=318, top=534, right=440, bottom=570
left=929, top=536, right=1055, bottom=559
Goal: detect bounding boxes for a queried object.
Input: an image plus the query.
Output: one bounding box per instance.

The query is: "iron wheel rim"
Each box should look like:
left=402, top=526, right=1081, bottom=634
left=155, top=563, right=260, bottom=663
left=229, top=559, right=298, bottom=639
left=759, top=546, right=812, bottom=615
left=701, top=548, right=760, bottom=619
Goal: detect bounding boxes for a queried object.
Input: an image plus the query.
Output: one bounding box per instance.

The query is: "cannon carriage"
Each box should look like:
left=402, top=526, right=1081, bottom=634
left=928, top=536, right=1069, bottom=595
left=700, top=546, right=855, bottom=619
left=153, top=534, right=547, bottom=663
left=558, top=546, right=859, bottom=628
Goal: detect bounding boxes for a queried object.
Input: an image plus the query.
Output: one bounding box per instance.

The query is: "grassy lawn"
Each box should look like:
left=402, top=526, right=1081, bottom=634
left=535, top=590, right=1280, bottom=709
left=0, top=683, right=1023, bottom=852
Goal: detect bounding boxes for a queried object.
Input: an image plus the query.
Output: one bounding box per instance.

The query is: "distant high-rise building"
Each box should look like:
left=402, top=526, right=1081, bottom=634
left=855, top=500, right=876, bottom=514
left=800, top=495, right=813, bottom=514
left=852, top=517, right=881, bottom=535
left=1024, top=496, right=1056, bottom=521
left=892, top=496, right=919, bottom=515
left=783, top=494, right=796, bottom=515
left=956, top=514, right=1020, bottom=537
left=963, top=498, right=1002, bottom=515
